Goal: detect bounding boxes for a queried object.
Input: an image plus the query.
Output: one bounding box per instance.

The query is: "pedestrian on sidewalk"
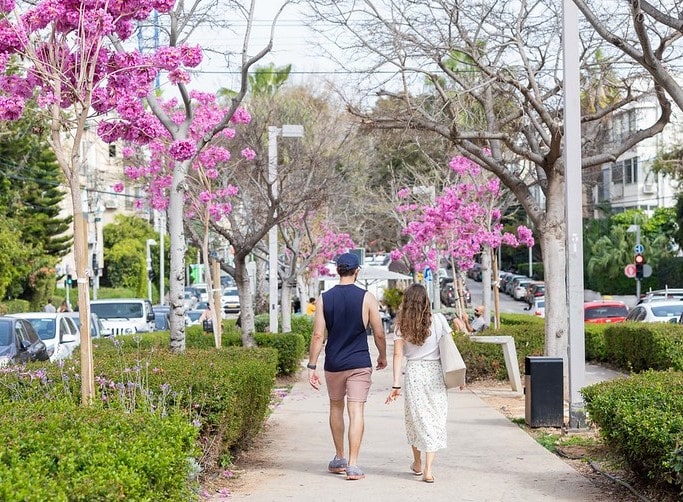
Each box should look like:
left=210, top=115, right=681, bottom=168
left=44, top=299, right=56, bottom=313
left=307, top=252, right=387, bottom=481
left=386, top=284, right=449, bottom=483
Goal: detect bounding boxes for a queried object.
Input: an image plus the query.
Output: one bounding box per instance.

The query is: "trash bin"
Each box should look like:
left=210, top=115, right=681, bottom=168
left=524, top=356, right=563, bottom=427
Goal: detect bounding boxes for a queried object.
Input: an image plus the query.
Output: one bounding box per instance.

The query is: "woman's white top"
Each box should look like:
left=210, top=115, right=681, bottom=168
left=395, top=317, right=442, bottom=361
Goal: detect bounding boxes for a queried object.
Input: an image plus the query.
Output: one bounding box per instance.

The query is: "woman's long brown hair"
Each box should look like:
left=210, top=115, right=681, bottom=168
left=396, top=284, right=432, bottom=346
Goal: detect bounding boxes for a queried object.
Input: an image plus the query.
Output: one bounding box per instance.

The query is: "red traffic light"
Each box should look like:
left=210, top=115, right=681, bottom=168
left=634, top=253, right=646, bottom=265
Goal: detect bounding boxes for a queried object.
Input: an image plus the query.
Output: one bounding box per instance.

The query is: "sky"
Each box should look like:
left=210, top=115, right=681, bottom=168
left=187, top=2, right=342, bottom=95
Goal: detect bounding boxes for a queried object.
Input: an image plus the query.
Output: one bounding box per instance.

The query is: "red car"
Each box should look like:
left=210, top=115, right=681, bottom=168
left=583, top=301, right=629, bottom=324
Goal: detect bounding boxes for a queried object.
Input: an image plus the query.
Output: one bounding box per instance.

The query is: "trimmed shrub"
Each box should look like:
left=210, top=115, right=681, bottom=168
left=456, top=317, right=545, bottom=381
left=290, top=315, right=313, bottom=348
left=584, top=323, right=609, bottom=362
left=0, top=400, right=198, bottom=501
left=603, top=322, right=683, bottom=372
left=582, top=370, right=683, bottom=494
left=254, top=332, right=306, bottom=375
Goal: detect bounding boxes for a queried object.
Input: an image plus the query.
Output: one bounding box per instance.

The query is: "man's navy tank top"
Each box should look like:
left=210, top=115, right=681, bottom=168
left=322, top=284, right=371, bottom=372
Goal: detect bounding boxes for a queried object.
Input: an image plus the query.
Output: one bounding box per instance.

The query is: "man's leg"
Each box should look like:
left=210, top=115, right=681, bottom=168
left=329, top=399, right=346, bottom=458
left=346, top=400, right=365, bottom=466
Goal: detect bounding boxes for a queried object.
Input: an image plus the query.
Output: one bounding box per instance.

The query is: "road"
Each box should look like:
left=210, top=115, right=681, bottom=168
left=467, top=278, right=531, bottom=315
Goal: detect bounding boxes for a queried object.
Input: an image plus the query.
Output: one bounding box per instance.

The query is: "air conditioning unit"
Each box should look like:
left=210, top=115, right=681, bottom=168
left=104, top=199, right=118, bottom=209
left=642, top=183, right=655, bottom=194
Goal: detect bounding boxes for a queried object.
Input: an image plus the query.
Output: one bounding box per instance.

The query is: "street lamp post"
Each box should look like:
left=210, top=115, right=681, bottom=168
left=268, top=124, right=304, bottom=334
left=563, top=0, right=586, bottom=430
left=146, top=238, right=157, bottom=303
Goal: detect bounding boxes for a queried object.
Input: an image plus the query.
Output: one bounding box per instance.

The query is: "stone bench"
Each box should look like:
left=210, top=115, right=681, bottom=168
left=469, top=335, right=522, bottom=392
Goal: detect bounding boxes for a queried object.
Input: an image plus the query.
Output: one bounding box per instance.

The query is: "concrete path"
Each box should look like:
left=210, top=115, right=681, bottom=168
left=223, top=340, right=620, bottom=502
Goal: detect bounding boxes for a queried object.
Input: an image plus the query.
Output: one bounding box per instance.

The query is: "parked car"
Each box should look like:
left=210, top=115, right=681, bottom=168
left=221, top=287, right=240, bottom=314
left=530, top=296, right=545, bottom=318
left=505, top=275, right=528, bottom=296
left=440, top=283, right=471, bottom=307
left=0, top=316, right=50, bottom=366
left=89, top=298, right=155, bottom=335
left=152, top=305, right=171, bottom=331
left=513, top=279, right=533, bottom=301
left=626, top=299, right=683, bottom=323
left=183, top=289, right=198, bottom=310
left=467, top=263, right=482, bottom=281
left=8, top=312, right=80, bottom=362
left=636, top=288, right=683, bottom=305
left=63, top=312, right=111, bottom=338
left=185, top=309, right=204, bottom=326
left=524, top=282, right=545, bottom=306
left=583, top=301, right=629, bottom=324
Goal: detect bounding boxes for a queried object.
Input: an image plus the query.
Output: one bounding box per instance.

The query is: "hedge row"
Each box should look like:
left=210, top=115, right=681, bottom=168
left=0, top=400, right=198, bottom=501
left=0, top=342, right=279, bottom=500
left=582, top=370, right=683, bottom=495
left=454, top=315, right=545, bottom=381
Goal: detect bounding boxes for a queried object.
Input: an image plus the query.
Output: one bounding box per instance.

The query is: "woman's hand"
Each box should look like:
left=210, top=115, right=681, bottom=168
left=385, top=388, right=401, bottom=404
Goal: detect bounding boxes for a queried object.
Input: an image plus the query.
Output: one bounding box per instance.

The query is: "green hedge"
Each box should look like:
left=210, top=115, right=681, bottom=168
left=253, top=332, right=306, bottom=375
left=0, top=400, right=198, bottom=501
left=603, top=322, right=683, bottom=372
left=584, top=323, right=609, bottom=361
left=455, top=316, right=545, bottom=381
left=582, top=370, right=683, bottom=494
left=5, top=342, right=278, bottom=470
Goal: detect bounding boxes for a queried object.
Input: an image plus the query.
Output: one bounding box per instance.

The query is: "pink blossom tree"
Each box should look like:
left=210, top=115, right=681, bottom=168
left=0, top=0, right=292, bottom=402
left=393, top=155, right=533, bottom=323
left=0, top=0, right=189, bottom=403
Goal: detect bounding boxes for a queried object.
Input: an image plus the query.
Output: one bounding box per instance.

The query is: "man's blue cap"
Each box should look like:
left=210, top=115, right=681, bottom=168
left=336, top=252, right=360, bottom=270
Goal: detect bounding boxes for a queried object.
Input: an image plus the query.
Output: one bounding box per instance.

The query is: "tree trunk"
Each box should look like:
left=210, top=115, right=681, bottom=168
left=234, top=253, right=256, bottom=346
left=254, top=257, right=268, bottom=314
left=281, top=280, right=292, bottom=332
left=71, top=188, right=94, bottom=406
left=480, top=248, right=492, bottom=319
left=168, top=160, right=189, bottom=352
left=540, top=175, right=569, bottom=359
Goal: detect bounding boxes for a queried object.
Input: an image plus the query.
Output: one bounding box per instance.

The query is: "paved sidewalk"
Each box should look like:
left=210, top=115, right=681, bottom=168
left=223, top=338, right=617, bottom=502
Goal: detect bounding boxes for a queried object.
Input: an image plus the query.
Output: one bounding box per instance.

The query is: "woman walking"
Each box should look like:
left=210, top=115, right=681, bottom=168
left=386, top=284, right=450, bottom=483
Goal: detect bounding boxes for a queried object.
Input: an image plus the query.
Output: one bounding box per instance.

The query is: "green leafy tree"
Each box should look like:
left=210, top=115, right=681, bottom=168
left=587, top=209, right=676, bottom=294
left=0, top=216, right=31, bottom=300
left=0, top=113, right=71, bottom=304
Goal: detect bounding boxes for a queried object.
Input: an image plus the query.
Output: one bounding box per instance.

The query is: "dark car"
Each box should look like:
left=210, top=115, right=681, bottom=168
left=0, top=316, right=50, bottom=365
left=153, top=305, right=171, bottom=331
left=440, top=283, right=472, bottom=307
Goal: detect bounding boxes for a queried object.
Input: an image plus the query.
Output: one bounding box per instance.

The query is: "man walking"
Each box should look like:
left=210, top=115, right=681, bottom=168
left=307, top=252, right=387, bottom=480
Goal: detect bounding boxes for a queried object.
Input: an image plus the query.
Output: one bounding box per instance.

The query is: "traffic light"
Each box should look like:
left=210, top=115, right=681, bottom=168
left=635, top=253, right=646, bottom=279
left=66, top=274, right=73, bottom=286
left=148, top=269, right=155, bottom=281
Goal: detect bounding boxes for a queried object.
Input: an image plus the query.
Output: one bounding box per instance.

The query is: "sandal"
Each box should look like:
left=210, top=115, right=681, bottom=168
left=345, top=465, right=365, bottom=480
left=328, top=455, right=348, bottom=474
left=423, top=476, right=435, bottom=483
left=410, top=463, right=423, bottom=476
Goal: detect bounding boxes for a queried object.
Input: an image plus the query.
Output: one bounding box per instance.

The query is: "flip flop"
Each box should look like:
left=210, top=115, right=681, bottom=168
left=423, top=476, right=435, bottom=483
left=410, top=463, right=423, bottom=476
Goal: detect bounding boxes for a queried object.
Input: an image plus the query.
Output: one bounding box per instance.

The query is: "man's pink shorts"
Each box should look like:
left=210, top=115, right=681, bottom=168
left=325, top=367, right=373, bottom=402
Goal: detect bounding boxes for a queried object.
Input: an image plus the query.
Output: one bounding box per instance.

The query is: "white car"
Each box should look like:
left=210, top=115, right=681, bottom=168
left=8, top=312, right=79, bottom=362
left=625, top=299, right=683, bottom=323
left=530, top=296, right=545, bottom=318
left=513, top=279, right=533, bottom=301
left=221, top=287, right=240, bottom=314
left=89, top=299, right=155, bottom=336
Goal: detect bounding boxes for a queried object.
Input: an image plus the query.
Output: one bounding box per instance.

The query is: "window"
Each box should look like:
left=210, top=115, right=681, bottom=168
left=109, top=144, right=116, bottom=157
left=624, top=157, right=638, bottom=184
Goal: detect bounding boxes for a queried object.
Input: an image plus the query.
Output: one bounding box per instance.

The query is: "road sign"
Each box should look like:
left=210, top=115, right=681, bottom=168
left=642, top=264, right=653, bottom=278
left=624, top=264, right=636, bottom=278
left=424, top=267, right=433, bottom=282
left=634, top=244, right=644, bottom=254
